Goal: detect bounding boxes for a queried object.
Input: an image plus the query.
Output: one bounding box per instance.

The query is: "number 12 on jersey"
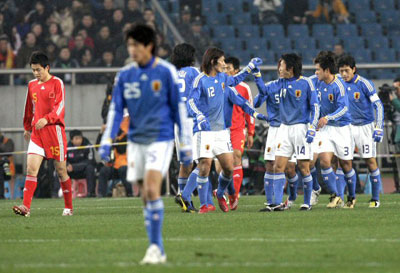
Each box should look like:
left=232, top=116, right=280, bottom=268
left=207, top=87, right=215, bottom=97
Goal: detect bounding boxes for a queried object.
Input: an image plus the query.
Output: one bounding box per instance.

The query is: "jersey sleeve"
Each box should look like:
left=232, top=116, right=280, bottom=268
left=227, top=86, right=257, bottom=118
left=44, top=79, right=65, bottom=124
left=23, top=85, right=33, bottom=131
left=325, top=84, right=348, bottom=121
left=225, top=68, right=250, bottom=87
left=243, top=85, right=256, bottom=136
left=305, top=78, right=320, bottom=129
left=101, top=72, right=126, bottom=143
left=361, top=78, right=384, bottom=129
left=187, top=77, right=204, bottom=118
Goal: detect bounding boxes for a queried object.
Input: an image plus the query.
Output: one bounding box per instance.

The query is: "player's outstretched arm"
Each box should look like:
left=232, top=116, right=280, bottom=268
left=227, top=86, right=268, bottom=121
left=226, top=58, right=263, bottom=87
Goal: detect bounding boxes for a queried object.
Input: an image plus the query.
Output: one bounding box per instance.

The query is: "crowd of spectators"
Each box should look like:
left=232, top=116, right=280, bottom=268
left=0, top=0, right=174, bottom=84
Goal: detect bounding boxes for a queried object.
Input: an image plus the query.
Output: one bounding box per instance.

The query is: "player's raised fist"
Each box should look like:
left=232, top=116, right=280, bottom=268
left=99, top=141, right=112, bottom=161
left=373, top=128, right=383, bottom=142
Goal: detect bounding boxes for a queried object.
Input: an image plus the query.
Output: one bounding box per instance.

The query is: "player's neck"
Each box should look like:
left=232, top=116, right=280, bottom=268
left=324, top=74, right=335, bottom=84
left=209, top=69, right=217, bottom=77
left=39, top=74, right=52, bottom=84
left=138, top=55, right=154, bottom=68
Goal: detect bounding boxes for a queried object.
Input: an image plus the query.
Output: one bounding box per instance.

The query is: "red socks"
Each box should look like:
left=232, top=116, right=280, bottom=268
left=23, top=175, right=38, bottom=209
left=233, top=166, right=243, bottom=197
left=60, top=178, right=73, bottom=209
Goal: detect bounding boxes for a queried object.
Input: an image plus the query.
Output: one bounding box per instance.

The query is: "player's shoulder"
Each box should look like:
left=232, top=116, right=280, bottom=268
left=28, top=78, right=38, bottom=88
left=118, top=62, right=138, bottom=77
left=193, top=72, right=206, bottom=88
left=52, top=76, right=65, bottom=87
left=298, top=75, right=315, bottom=89
left=356, top=74, right=375, bottom=91
left=157, top=58, right=177, bottom=73
left=333, top=76, right=346, bottom=95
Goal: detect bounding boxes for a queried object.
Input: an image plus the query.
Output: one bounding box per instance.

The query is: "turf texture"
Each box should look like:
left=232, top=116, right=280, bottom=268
left=0, top=194, right=399, bottom=273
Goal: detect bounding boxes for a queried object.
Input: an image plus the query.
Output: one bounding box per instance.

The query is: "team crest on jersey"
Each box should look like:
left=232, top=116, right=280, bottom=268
left=222, top=83, right=225, bottom=89
left=205, top=144, right=210, bottom=150
left=277, top=143, right=281, bottom=149
left=151, top=80, right=162, bottom=92
left=267, top=147, right=271, bottom=152
left=295, top=90, right=301, bottom=99
left=319, top=141, right=322, bottom=147
left=354, top=92, right=360, bottom=101
left=328, top=94, right=334, bottom=102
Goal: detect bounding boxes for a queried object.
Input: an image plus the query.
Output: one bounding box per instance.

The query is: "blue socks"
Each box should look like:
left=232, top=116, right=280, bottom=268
left=207, top=180, right=214, bottom=206
left=264, top=172, right=274, bottom=205
left=217, top=172, right=232, bottom=199
left=197, top=176, right=208, bottom=207
left=303, top=174, right=313, bottom=206
left=227, top=180, right=235, bottom=196
left=145, top=199, right=164, bottom=254
left=345, top=168, right=357, bottom=198
left=370, top=168, right=381, bottom=201
left=177, top=177, right=187, bottom=193
left=182, top=168, right=199, bottom=202
left=273, top=173, right=286, bottom=204
left=336, top=168, right=346, bottom=200
left=321, top=167, right=338, bottom=195
left=288, top=174, right=299, bottom=201
left=311, top=166, right=320, bottom=191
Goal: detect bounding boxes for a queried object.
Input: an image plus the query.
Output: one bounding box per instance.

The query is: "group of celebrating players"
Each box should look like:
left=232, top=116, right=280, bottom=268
left=12, top=23, right=384, bottom=264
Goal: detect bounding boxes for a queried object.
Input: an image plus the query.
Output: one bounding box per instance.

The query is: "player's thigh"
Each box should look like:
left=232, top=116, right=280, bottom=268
left=274, top=155, right=289, bottom=173
left=26, top=153, right=44, bottom=176
left=193, top=131, right=214, bottom=160
left=311, top=130, right=322, bottom=157
left=40, top=125, right=67, bottom=162
left=216, top=152, right=234, bottom=176
left=145, top=140, right=174, bottom=177
left=319, top=126, right=335, bottom=154
left=292, top=124, right=312, bottom=161
left=213, top=129, right=233, bottom=157
left=126, top=142, right=146, bottom=183
left=356, top=123, right=376, bottom=158
left=264, top=126, right=279, bottom=161
left=53, top=160, right=68, bottom=179
left=275, top=124, right=294, bottom=158
left=332, top=125, right=354, bottom=160
left=143, top=169, right=163, bottom=200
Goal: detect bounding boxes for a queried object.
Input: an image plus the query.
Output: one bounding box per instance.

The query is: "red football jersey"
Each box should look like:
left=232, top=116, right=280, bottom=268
left=230, top=82, right=255, bottom=136
left=23, top=76, right=66, bottom=131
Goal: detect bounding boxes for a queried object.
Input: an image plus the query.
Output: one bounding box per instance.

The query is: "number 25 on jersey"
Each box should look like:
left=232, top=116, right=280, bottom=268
left=124, top=82, right=141, bottom=99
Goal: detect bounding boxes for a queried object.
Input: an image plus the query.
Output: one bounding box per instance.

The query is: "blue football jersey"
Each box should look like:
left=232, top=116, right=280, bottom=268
left=102, top=57, right=190, bottom=145
left=316, top=75, right=351, bottom=127
left=254, top=76, right=319, bottom=128
left=187, top=70, right=256, bottom=132
left=177, top=66, right=200, bottom=102
left=254, top=79, right=282, bottom=127
left=344, top=74, right=384, bottom=128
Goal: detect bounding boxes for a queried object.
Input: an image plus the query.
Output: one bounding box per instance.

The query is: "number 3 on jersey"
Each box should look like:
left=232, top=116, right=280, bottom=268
left=124, top=82, right=141, bottom=99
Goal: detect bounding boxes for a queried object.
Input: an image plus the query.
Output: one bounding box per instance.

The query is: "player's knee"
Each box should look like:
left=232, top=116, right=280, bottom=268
left=26, top=165, right=39, bottom=176
left=265, top=161, right=274, bottom=173
left=366, top=158, right=378, bottom=171
left=273, top=162, right=285, bottom=173
left=319, top=159, right=330, bottom=169
left=339, top=160, right=352, bottom=172
left=222, top=166, right=233, bottom=178
left=198, top=160, right=211, bottom=176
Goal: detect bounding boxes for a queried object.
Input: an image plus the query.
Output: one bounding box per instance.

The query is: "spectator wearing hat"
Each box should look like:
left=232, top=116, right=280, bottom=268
left=67, top=130, right=97, bottom=197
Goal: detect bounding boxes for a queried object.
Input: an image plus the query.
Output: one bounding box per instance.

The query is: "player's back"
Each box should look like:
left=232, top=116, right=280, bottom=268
left=317, top=76, right=351, bottom=126
left=28, top=76, right=65, bottom=127
left=279, top=76, right=315, bottom=125
left=264, top=79, right=281, bottom=127
left=177, top=66, right=200, bottom=102
left=116, top=58, right=179, bottom=144
left=345, top=74, right=376, bottom=125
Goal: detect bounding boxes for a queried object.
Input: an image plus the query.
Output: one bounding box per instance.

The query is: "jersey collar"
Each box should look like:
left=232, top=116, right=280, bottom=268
left=139, top=56, right=156, bottom=69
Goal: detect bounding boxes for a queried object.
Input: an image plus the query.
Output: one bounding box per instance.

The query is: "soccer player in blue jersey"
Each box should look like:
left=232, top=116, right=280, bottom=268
left=314, top=51, right=357, bottom=209
left=254, top=53, right=320, bottom=211
left=186, top=47, right=267, bottom=213
left=99, top=25, right=192, bottom=264
left=338, top=54, right=384, bottom=208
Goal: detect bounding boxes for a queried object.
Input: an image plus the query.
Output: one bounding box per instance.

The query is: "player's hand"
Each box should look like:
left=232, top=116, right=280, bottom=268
left=179, top=145, right=193, bottom=167
left=23, top=130, right=31, bottom=142
left=247, top=135, right=254, bottom=149
left=35, top=118, right=48, bottom=130
left=306, top=127, right=316, bottom=143
left=252, top=67, right=262, bottom=78
left=246, top=57, right=263, bottom=72
left=373, top=128, right=384, bottom=142
left=196, top=114, right=211, bottom=131
left=317, top=116, right=328, bottom=128
left=99, top=140, right=112, bottom=161
left=253, top=112, right=268, bottom=121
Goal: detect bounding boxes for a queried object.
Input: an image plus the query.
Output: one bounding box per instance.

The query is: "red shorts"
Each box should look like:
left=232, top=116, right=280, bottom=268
left=27, top=125, right=67, bottom=161
left=230, top=128, right=246, bottom=153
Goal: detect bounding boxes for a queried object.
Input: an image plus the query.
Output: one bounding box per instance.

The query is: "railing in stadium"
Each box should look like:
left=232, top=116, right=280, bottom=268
left=0, top=63, right=399, bottom=85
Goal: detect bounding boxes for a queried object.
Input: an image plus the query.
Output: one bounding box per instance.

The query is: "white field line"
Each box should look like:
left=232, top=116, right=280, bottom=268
left=2, top=237, right=400, bottom=244
left=0, top=261, right=386, bottom=269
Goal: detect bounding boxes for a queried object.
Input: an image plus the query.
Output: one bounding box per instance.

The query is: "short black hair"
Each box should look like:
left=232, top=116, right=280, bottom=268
left=225, top=56, right=240, bottom=71
left=29, top=51, right=49, bottom=68
left=314, top=51, right=337, bottom=74
left=125, top=24, right=156, bottom=55
left=201, top=47, right=224, bottom=74
left=394, top=76, right=400, bottom=83
left=170, top=43, right=196, bottom=69
left=70, top=129, right=83, bottom=140
left=281, top=53, right=302, bottom=78
left=337, top=54, right=356, bottom=69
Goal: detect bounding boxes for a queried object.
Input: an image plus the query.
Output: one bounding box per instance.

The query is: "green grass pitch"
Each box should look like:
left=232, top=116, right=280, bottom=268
left=1, top=194, right=399, bottom=273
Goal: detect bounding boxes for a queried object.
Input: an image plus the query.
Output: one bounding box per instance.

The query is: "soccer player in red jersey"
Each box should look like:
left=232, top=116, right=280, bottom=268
left=13, top=51, right=73, bottom=217
left=225, top=57, right=255, bottom=200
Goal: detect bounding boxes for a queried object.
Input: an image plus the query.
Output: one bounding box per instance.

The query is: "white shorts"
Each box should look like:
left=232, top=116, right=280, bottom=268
left=126, top=140, right=174, bottom=182
left=193, top=130, right=232, bottom=160
left=174, top=118, right=194, bottom=162
left=275, top=124, right=312, bottom=160
left=289, top=154, right=297, bottom=163
left=351, top=123, right=376, bottom=158
left=311, top=130, right=322, bottom=155
left=264, top=126, right=280, bottom=161
left=27, top=140, right=45, bottom=157
left=319, top=125, right=354, bottom=160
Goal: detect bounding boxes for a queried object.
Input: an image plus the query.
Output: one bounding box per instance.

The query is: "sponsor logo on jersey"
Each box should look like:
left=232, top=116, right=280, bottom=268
left=151, top=80, right=162, bottom=92
left=328, top=94, right=334, bottom=102
left=295, top=89, right=301, bottom=99
left=354, top=92, right=360, bottom=100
